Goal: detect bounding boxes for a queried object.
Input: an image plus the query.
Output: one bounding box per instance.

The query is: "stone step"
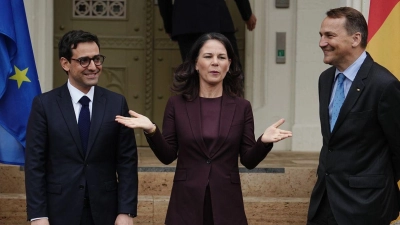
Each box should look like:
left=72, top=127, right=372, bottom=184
left=1, top=147, right=318, bottom=198
left=137, top=149, right=319, bottom=199
left=0, top=193, right=309, bottom=225
left=138, top=167, right=316, bottom=198
left=0, top=193, right=28, bottom=225
left=0, top=164, right=25, bottom=194
left=0, top=164, right=316, bottom=198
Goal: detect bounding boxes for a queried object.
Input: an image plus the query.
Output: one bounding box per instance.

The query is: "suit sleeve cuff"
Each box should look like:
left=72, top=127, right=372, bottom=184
left=31, top=217, right=48, bottom=221
left=257, top=136, right=273, bottom=150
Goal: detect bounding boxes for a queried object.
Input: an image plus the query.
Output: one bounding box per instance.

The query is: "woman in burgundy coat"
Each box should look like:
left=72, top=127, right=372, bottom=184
left=116, top=33, right=292, bottom=225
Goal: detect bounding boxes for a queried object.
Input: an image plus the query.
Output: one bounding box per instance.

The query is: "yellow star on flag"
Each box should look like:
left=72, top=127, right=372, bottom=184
left=9, top=65, right=31, bottom=88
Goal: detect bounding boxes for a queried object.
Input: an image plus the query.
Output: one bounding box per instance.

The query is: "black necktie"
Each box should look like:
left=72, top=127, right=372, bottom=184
left=78, top=96, right=91, bottom=155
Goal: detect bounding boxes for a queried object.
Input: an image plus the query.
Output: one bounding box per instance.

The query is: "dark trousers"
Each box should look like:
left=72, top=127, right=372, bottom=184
left=203, top=185, right=214, bottom=225
left=176, top=32, right=240, bottom=63
left=80, top=198, right=95, bottom=225
left=307, top=192, right=338, bottom=225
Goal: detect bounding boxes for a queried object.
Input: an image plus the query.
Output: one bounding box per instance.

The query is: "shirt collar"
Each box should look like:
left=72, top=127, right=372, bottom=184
left=67, top=79, right=95, bottom=104
left=335, top=51, right=367, bottom=81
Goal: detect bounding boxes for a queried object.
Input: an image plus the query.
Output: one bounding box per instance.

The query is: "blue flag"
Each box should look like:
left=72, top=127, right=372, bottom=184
left=0, top=0, right=41, bottom=165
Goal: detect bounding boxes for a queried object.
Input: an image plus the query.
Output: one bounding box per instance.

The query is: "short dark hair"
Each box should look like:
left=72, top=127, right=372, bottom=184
left=58, top=30, right=100, bottom=60
left=172, top=32, right=244, bottom=101
left=326, top=7, right=368, bottom=48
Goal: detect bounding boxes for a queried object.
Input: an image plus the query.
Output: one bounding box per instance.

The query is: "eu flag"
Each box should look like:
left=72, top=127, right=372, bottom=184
left=0, top=0, right=41, bottom=165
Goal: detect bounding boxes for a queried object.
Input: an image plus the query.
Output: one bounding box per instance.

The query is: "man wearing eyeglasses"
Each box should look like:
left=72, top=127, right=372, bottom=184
left=25, top=30, right=138, bottom=225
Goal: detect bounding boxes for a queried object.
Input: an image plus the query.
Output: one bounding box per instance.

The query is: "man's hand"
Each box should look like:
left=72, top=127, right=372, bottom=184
left=31, top=218, right=50, bottom=225
left=245, top=13, right=257, bottom=31
left=115, top=214, right=134, bottom=225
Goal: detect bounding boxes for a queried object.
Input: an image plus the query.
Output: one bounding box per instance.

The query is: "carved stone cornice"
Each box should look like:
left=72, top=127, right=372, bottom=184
left=154, top=38, right=179, bottom=50
left=98, top=36, right=144, bottom=49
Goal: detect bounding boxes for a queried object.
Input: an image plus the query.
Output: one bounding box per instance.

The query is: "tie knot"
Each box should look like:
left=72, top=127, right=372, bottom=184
left=79, top=96, right=90, bottom=106
left=337, top=73, right=345, bottom=84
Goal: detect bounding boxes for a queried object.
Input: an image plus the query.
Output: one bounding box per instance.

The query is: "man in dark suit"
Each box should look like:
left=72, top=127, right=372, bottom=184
left=25, top=30, right=138, bottom=225
left=158, top=0, right=257, bottom=61
left=307, top=7, right=400, bottom=225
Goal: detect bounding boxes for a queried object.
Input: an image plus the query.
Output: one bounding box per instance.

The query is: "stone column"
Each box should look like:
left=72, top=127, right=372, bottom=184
left=245, top=0, right=296, bottom=151
left=24, top=0, right=54, bottom=92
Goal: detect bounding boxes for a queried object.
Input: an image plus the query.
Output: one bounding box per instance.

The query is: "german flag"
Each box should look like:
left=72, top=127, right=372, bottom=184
left=367, top=0, right=400, bottom=80
left=368, top=1, right=400, bottom=223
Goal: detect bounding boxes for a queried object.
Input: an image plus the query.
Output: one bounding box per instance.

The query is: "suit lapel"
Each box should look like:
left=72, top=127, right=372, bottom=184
left=57, top=84, right=84, bottom=158
left=186, top=97, right=209, bottom=156
left=331, top=54, right=372, bottom=134
left=210, top=94, right=235, bottom=157
left=186, top=95, right=236, bottom=157
left=86, top=87, right=106, bottom=158
left=320, top=68, right=336, bottom=137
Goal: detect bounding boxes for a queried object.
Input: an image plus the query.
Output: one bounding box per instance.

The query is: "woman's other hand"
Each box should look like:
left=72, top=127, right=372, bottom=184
left=261, top=119, right=292, bottom=143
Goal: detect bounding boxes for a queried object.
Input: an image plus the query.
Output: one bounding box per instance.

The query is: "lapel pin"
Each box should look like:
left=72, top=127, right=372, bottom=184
left=356, top=88, right=360, bottom=92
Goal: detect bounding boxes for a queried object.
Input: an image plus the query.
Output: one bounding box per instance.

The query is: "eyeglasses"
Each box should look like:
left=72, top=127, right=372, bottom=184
left=70, top=55, right=106, bottom=68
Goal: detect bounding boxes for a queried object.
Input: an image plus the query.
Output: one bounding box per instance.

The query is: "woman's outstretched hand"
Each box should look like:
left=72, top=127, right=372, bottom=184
left=115, top=110, right=155, bottom=133
left=261, top=119, right=292, bottom=143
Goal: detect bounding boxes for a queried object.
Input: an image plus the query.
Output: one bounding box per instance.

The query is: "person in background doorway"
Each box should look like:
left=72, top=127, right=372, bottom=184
left=158, top=0, right=257, bottom=62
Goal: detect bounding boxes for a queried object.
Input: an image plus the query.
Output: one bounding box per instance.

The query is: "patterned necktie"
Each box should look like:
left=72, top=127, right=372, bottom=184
left=78, top=96, right=91, bottom=155
left=330, top=73, right=346, bottom=132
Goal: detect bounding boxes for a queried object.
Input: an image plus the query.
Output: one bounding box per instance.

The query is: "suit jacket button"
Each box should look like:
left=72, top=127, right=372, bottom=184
left=206, top=159, right=211, bottom=164
left=325, top=173, right=329, bottom=176
left=79, top=185, right=85, bottom=189
left=328, top=149, right=332, bottom=152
